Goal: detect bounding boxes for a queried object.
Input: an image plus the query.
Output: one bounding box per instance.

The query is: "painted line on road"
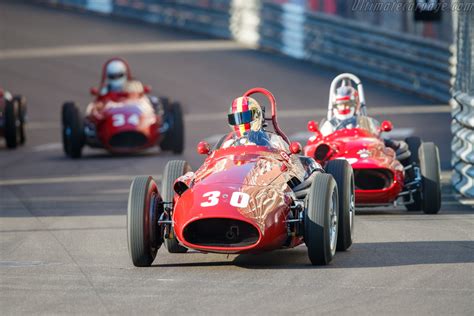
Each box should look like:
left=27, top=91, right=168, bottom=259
left=186, top=105, right=450, bottom=123
left=0, top=40, right=250, bottom=60
left=26, top=105, right=450, bottom=131
left=0, top=174, right=161, bottom=186
left=32, top=142, right=62, bottom=152
left=206, top=129, right=415, bottom=144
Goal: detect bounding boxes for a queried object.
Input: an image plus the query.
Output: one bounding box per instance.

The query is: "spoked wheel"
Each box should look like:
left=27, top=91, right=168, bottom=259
left=127, top=176, right=163, bottom=267
left=4, top=98, right=21, bottom=149
left=162, top=160, right=190, bottom=253
left=419, top=142, right=442, bottom=214
left=325, top=159, right=355, bottom=251
left=304, top=173, right=339, bottom=265
left=62, top=102, right=84, bottom=158
left=404, top=137, right=422, bottom=211
left=160, top=102, right=184, bottom=154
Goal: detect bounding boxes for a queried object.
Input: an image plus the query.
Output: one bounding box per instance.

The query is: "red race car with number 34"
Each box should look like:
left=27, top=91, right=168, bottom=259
left=61, top=58, right=184, bottom=158
left=127, top=88, right=355, bottom=267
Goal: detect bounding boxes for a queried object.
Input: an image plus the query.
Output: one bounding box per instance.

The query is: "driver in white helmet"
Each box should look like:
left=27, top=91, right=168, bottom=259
left=320, top=83, right=360, bottom=135
left=320, top=79, right=410, bottom=162
left=100, top=58, right=130, bottom=95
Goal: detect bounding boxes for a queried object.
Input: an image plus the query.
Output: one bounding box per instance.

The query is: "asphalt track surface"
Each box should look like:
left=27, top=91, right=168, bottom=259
left=0, top=1, right=473, bottom=315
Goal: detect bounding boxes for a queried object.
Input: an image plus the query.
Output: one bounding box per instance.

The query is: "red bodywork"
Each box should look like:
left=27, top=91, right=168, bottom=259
left=170, top=88, right=307, bottom=254
left=85, top=94, right=161, bottom=153
left=305, top=127, right=405, bottom=206
left=84, top=58, right=161, bottom=153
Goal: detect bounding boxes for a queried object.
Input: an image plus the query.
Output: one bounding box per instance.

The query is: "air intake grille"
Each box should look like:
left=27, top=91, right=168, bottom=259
left=183, top=218, right=259, bottom=247
left=109, top=131, right=147, bottom=148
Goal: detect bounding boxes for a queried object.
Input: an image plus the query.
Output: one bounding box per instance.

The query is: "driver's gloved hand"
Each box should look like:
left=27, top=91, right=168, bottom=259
left=248, top=130, right=271, bottom=146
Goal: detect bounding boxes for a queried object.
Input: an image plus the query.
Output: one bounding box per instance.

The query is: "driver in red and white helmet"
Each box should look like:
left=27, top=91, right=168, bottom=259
left=320, top=82, right=360, bottom=135
left=321, top=78, right=411, bottom=163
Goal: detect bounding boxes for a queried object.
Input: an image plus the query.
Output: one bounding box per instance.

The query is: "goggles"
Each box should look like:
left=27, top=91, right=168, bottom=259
left=228, top=109, right=256, bottom=126
left=107, top=72, right=125, bottom=80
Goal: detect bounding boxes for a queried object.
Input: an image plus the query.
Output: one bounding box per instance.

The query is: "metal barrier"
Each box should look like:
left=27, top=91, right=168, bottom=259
left=37, top=0, right=453, bottom=102
left=259, top=2, right=452, bottom=103
left=451, top=7, right=473, bottom=199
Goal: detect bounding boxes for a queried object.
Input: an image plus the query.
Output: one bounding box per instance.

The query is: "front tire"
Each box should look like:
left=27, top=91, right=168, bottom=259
left=14, top=95, right=27, bottom=145
left=127, top=176, right=163, bottom=267
left=325, top=160, right=355, bottom=251
left=304, top=173, right=339, bottom=265
left=162, top=160, right=191, bottom=253
left=62, top=102, right=84, bottom=158
left=419, top=143, right=442, bottom=214
left=160, top=102, right=184, bottom=154
left=4, top=99, right=20, bottom=149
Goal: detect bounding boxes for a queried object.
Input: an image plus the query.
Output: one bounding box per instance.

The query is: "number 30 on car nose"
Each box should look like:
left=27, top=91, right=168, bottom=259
left=200, top=191, right=250, bottom=208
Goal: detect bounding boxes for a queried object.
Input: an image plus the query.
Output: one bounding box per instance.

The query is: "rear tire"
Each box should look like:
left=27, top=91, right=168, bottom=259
left=162, top=160, right=191, bottom=253
left=325, top=160, right=354, bottom=251
left=304, top=173, right=338, bottom=265
left=160, top=102, right=184, bottom=154
left=127, top=176, right=163, bottom=267
left=62, top=102, right=84, bottom=158
left=4, top=99, right=20, bottom=149
left=419, top=143, right=442, bottom=214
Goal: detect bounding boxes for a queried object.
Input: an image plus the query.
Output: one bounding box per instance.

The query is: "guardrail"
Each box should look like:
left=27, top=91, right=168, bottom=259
left=451, top=8, right=473, bottom=199
left=259, top=2, right=452, bottom=103
left=451, top=93, right=474, bottom=198
left=37, top=0, right=452, bottom=103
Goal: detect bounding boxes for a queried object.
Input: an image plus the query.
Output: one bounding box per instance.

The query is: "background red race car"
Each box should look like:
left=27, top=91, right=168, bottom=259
left=61, top=58, right=184, bottom=158
left=0, top=88, right=26, bottom=149
left=304, top=74, right=441, bottom=214
left=127, top=87, right=355, bottom=267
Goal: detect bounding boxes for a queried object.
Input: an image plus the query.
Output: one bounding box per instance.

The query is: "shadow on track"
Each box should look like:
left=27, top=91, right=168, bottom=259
left=151, top=240, right=474, bottom=269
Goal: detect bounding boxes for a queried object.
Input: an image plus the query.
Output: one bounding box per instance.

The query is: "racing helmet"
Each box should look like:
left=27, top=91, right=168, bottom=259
left=228, top=96, right=263, bottom=137
left=333, top=83, right=359, bottom=120
left=105, top=60, right=128, bottom=92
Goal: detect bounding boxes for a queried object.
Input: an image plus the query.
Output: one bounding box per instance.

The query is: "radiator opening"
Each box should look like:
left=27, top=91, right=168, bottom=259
left=354, top=168, right=393, bottom=190
left=109, top=131, right=147, bottom=148
left=183, top=218, right=259, bottom=247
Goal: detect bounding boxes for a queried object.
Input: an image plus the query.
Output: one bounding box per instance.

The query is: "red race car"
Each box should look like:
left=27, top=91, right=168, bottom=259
left=0, top=88, right=26, bottom=149
left=61, top=58, right=184, bottom=158
left=304, top=73, right=441, bottom=214
left=127, top=88, right=355, bottom=267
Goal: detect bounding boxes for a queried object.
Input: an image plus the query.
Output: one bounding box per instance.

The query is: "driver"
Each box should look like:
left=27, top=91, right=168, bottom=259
left=320, top=79, right=410, bottom=162
left=224, top=96, right=271, bottom=147
left=320, top=82, right=360, bottom=135
left=100, top=59, right=130, bottom=95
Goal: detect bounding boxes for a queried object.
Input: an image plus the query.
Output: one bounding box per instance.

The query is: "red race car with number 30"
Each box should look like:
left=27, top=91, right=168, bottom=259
left=304, top=73, right=441, bottom=214
left=127, top=88, right=355, bottom=267
left=61, top=58, right=184, bottom=158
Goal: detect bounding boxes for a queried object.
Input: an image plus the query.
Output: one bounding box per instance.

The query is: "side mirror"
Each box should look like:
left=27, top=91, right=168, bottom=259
left=197, top=141, right=211, bottom=155
left=289, top=141, right=302, bottom=154
left=307, top=120, right=319, bottom=132
left=380, top=120, right=393, bottom=132
left=90, top=87, right=99, bottom=96
left=143, top=85, right=152, bottom=94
